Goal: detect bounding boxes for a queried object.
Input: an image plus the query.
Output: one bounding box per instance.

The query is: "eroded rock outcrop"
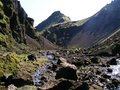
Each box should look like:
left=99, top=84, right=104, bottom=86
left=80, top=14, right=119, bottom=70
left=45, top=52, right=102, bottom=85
left=0, top=0, right=38, bottom=51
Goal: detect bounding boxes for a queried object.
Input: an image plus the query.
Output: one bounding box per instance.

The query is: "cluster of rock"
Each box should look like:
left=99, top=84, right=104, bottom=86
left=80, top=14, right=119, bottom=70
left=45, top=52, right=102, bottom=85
left=0, top=49, right=120, bottom=90
left=31, top=50, right=120, bottom=90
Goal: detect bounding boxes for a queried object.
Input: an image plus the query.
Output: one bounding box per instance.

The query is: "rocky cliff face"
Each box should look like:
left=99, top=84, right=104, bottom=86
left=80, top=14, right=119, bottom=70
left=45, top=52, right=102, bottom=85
left=0, top=0, right=40, bottom=52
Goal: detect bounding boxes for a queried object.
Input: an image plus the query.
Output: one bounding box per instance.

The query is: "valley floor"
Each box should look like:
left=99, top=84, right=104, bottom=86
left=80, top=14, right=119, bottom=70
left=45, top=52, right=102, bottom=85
left=0, top=49, right=120, bottom=90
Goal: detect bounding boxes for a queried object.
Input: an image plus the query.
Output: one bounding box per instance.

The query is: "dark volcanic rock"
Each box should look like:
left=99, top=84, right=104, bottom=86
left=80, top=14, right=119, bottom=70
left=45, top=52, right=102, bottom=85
left=112, top=78, right=120, bottom=88
left=74, top=82, right=89, bottom=90
left=3, top=73, right=13, bottom=87
left=72, top=59, right=91, bottom=67
left=55, top=63, right=78, bottom=80
left=48, top=80, right=73, bottom=90
left=112, top=44, right=120, bottom=55
left=107, top=68, right=113, bottom=73
left=90, top=57, right=102, bottom=64
left=27, top=54, right=37, bottom=60
left=98, top=52, right=111, bottom=56
left=109, top=58, right=117, bottom=65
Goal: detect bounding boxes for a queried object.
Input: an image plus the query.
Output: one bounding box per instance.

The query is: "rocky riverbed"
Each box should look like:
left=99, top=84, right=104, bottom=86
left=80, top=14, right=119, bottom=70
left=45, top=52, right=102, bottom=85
left=0, top=50, right=120, bottom=90
left=31, top=50, right=120, bottom=90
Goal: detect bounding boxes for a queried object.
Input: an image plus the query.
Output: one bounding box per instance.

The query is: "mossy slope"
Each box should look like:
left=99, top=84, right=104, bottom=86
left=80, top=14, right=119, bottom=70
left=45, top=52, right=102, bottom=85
left=0, top=0, right=41, bottom=52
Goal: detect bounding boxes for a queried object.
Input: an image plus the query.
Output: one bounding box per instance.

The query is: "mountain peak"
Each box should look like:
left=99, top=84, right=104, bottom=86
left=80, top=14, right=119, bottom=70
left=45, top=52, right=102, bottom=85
left=51, top=11, right=62, bottom=16
left=49, top=10, right=71, bottom=21
left=36, top=11, right=71, bottom=32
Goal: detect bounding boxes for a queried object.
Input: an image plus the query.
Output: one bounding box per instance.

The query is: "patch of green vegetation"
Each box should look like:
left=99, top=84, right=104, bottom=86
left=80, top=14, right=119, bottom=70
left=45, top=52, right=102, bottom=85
left=0, top=52, right=20, bottom=77
left=11, top=43, right=31, bottom=54
left=98, top=28, right=120, bottom=44
left=0, top=86, right=7, bottom=90
left=0, top=10, right=9, bottom=25
left=36, top=58, right=47, bottom=65
left=18, top=85, right=37, bottom=90
left=0, top=33, right=10, bottom=48
left=75, top=18, right=89, bottom=26
left=13, top=56, right=47, bottom=82
left=0, top=1, right=3, bottom=8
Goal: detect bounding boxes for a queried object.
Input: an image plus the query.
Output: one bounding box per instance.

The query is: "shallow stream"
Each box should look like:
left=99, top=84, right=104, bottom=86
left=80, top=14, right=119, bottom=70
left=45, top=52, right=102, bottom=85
left=32, top=53, right=120, bottom=89
left=31, top=52, right=56, bottom=85
left=102, top=58, right=120, bottom=90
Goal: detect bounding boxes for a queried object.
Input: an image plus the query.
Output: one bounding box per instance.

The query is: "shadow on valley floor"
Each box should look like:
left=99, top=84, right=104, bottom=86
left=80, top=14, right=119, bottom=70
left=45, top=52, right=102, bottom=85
left=12, top=78, right=33, bottom=87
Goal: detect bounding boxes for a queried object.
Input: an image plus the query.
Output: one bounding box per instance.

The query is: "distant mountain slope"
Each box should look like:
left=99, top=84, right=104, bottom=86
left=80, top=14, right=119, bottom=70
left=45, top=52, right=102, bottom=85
left=39, top=0, right=120, bottom=48
left=69, top=0, right=120, bottom=47
left=35, top=0, right=120, bottom=48
left=86, top=28, right=120, bottom=55
left=42, top=18, right=89, bottom=46
left=36, top=11, right=89, bottom=46
left=38, top=36, right=58, bottom=49
left=36, top=11, right=71, bottom=33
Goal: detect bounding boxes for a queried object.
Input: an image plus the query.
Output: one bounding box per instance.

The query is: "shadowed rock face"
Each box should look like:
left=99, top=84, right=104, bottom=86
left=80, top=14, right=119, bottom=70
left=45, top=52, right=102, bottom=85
left=0, top=0, right=38, bottom=50
left=55, top=66, right=78, bottom=80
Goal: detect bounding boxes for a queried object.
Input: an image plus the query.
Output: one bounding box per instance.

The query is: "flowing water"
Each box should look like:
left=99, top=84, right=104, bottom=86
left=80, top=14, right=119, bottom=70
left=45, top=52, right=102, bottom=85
left=31, top=52, right=56, bottom=85
left=32, top=54, right=120, bottom=89
left=107, top=59, right=120, bottom=79
left=102, top=58, right=120, bottom=90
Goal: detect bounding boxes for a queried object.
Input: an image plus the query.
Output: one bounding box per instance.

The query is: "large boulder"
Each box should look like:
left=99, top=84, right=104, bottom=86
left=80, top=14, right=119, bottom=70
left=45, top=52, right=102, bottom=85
left=112, top=44, right=120, bottom=55
left=109, top=58, right=117, bottom=65
left=98, top=52, right=111, bottom=56
left=72, top=58, right=91, bottom=66
left=57, top=57, right=67, bottom=64
left=90, top=57, right=102, bottom=64
left=3, top=73, right=13, bottom=87
left=74, top=82, right=89, bottom=90
left=27, top=54, right=37, bottom=60
left=48, top=80, right=73, bottom=90
left=55, top=62, right=77, bottom=80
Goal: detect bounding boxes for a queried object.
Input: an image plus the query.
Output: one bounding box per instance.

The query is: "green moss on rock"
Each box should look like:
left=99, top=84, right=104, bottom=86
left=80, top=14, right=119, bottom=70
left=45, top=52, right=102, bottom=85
left=0, top=52, right=20, bottom=77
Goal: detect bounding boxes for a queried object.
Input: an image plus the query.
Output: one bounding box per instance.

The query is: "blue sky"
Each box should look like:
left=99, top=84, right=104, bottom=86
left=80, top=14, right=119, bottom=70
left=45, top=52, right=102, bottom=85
left=19, top=0, right=112, bottom=26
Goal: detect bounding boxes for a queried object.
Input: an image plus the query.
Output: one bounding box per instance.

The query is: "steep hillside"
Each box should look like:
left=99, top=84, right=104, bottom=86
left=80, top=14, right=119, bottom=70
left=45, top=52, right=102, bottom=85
left=69, top=0, right=120, bottom=47
left=0, top=0, right=39, bottom=52
left=86, top=28, right=120, bottom=55
left=36, top=11, right=71, bottom=33
left=0, top=0, right=58, bottom=52
left=38, top=35, right=59, bottom=49
left=42, top=18, right=89, bottom=46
